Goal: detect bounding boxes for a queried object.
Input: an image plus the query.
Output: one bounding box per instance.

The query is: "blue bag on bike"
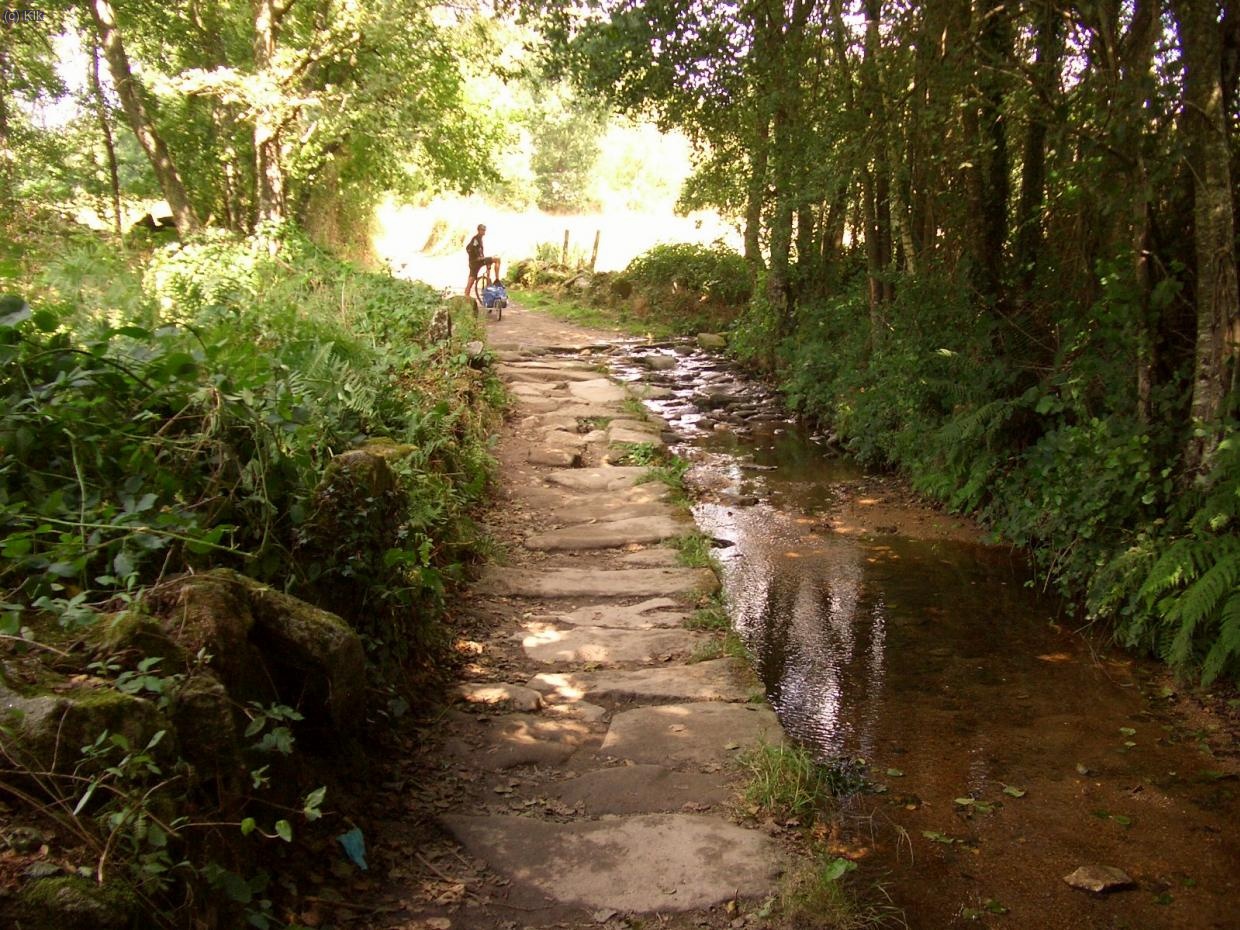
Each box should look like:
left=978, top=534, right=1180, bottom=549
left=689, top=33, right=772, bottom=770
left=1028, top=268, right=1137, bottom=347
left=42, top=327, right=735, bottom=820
left=482, top=281, right=508, bottom=309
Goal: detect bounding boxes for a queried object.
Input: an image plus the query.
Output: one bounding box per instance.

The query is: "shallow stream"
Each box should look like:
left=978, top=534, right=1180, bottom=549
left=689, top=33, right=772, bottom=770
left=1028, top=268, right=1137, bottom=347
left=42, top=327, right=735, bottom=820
left=606, top=342, right=1239, bottom=930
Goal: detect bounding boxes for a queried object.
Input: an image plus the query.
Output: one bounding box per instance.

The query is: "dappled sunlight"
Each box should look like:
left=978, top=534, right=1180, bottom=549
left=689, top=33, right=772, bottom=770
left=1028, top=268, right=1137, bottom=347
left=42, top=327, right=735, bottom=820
left=531, top=673, right=586, bottom=702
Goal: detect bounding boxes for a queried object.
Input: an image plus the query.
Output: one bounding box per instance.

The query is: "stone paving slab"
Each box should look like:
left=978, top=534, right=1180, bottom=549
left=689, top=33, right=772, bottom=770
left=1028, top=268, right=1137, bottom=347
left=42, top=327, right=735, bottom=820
left=558, top=597, right=690, bottom=629
left=524, top=514, right=689, bottom=551
left=439, top=813, right=781, bottom=912
left=443, top=712, right=600, bottom=770
left=601, top=703, right=783, bottom=767
left=609, top=427, right=667, bottom=447
left=475, top=566, right=718, bottom=599
left=527, top=448, right=582, bottom=468
left=455, top=682, right=544, bottom=712
left=548, top=500, right=675, bottom=526
left=545, top=466, right=648, bottom=491
left=519, top=623, right=709, bottom=664
left=528, top=658, right=753, bottom=704
left=498, top=366, right=601, bottom=383
left=548, top=764, right=732, bottom=815
left=568, top=378, right=629, bottom=404
left=608, top=418, right=665, bottom=434
left=618, top=548, right=682, bottom=567
left=510, top=382, right=566, bottom=397
left=502, top=359, right=595, bottom=371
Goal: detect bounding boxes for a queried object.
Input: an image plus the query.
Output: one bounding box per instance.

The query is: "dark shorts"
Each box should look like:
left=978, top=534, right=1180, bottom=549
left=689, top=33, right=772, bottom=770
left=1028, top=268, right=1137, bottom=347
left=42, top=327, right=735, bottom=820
left=469, top=257, right=493, bottom=276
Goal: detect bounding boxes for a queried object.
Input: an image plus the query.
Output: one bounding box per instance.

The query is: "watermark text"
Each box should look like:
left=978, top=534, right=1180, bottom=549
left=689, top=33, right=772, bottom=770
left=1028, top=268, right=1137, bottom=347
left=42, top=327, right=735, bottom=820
left=3, top=9, right=46, bottom=25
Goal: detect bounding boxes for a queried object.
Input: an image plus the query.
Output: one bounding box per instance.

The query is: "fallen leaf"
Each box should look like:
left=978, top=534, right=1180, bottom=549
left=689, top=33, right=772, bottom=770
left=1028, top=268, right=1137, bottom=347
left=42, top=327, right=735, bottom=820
left=1003, top=785, right=1027, bottom=798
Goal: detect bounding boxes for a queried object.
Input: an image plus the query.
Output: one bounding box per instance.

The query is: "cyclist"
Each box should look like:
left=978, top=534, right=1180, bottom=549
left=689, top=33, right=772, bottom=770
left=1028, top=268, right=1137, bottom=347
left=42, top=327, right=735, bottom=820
left=465, top=224, right=500, bottom=300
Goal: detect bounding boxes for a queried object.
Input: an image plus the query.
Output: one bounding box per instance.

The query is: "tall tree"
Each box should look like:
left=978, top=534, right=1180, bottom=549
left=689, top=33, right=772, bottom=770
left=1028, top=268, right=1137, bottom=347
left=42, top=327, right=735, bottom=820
left=1173, top=0, right=1240, bottom=472
left=88, top=0, right=201, bottom=233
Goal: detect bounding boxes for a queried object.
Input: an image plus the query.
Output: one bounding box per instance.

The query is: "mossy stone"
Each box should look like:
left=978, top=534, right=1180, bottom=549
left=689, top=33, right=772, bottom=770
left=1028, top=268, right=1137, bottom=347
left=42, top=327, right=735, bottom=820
left=8, top=875, right=136, bottom=930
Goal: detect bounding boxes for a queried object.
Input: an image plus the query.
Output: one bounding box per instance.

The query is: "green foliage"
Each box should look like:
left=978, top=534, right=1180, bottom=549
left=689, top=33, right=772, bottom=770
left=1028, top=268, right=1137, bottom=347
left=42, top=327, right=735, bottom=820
left=2, top=226, right=497, bottom=667
left=737, top=743, right=869, bottom=827
left=527, top=85, right=607, bottom=212
left=1089, top=437, right=1240, bottom=683
left=670, top=531, right=714, bottom=568
left=626, top=242, right=752, bottom=307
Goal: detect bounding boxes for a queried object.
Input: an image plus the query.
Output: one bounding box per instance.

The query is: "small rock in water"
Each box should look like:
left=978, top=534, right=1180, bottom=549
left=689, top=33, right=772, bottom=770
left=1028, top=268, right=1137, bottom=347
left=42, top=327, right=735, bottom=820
left=1063, top=865, right=1135, bottom=893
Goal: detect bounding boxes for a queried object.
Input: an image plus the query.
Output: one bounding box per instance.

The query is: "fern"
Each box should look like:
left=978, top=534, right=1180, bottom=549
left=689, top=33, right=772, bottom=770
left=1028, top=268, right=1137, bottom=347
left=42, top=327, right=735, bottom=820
left=1166, top=542, right=1240, bottom=668
left=1201, top=591, right=1240, bottom=684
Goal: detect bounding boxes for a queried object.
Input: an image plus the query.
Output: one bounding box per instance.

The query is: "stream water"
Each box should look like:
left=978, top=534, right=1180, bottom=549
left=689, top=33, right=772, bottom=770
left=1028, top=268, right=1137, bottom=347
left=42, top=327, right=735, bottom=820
left=606, top=343, right=1239, bottom=930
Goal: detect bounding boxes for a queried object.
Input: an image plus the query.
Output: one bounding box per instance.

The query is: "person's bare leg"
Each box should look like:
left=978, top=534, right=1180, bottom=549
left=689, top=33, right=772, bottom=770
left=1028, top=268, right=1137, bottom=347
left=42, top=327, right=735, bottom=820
left=492, top=257, right=502, bottom=283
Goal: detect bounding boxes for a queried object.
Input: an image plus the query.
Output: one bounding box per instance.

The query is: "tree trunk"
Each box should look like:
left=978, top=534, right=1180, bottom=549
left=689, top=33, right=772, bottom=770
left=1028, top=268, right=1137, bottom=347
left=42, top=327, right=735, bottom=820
left=744, top=114, right=770, bottom=274
left=87, top=36, right=123, bottom=238
left=862, top=0, right=893, bottom=307
left=977, top=0, right=1011, bottom=312
left=253, top=0, right=286, bottom=226
left=0, top=44, right=12, bottom=214
left=89, top=0, right=200, bottom=234
left=1014, top=0, right=1061, bottom=292
left=1173, top=0, right=1240, bottom=472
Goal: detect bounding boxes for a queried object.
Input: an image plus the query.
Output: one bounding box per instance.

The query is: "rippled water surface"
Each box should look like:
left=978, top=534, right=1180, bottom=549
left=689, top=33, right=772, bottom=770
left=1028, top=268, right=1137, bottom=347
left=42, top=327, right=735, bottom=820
left=604, top=342, right=1240, bottom=930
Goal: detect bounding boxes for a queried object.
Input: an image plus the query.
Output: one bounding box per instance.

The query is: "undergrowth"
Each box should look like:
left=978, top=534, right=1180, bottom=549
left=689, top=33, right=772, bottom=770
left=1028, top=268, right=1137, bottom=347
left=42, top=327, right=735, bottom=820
left=0, top=221, right=501, bottom=925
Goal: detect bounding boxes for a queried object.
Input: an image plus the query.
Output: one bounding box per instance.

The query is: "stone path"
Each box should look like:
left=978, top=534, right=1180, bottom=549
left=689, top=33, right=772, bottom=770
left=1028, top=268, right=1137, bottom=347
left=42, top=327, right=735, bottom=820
left=384, top=309, right=787, bottom=928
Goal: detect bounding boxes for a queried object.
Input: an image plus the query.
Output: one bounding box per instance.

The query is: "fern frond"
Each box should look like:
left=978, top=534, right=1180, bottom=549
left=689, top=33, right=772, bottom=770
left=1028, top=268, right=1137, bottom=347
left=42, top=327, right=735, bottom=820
left=1200, top=591, right=1240, bottom=685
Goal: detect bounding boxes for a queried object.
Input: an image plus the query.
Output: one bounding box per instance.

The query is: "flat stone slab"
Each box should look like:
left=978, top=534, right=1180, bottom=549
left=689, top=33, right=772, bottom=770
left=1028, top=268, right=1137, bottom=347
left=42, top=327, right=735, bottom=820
left=510, top=382, right=566, bottom=397
left=444, top=712, right=599, bottom=769
left=503, top=359, right=595, bottom=371
left=608, top=418, right=665, bottom=434
left=528, top=448, right=582, bottom=468
left=549, top=765, right=731, bottom=815
left=542, top=429, right=587, bottom=450
left=520, top=623, right=708, bottom=664
left=499, top=366, right=601, bottom=383
left=528, top=658, right=753, bottom=704
left=546, top=466, right=648, bottom=491
left=619, top=548, right=682, bottom=567
left=513, top=483, right=666, bottom=512
left=455, top=682, right=543, bottom=712
left=440, top=813, right=780, bottom=912
left=568, top=378, right=629, bottom=404
left=475, top=566, right=718, bottom=599
left=524, top=515, right=689, bottom=551
left=602, top=703, right=783, bottom=767
left=559, top=597, right=690, bottom=629
left=609, top=427, right=666, bottom=447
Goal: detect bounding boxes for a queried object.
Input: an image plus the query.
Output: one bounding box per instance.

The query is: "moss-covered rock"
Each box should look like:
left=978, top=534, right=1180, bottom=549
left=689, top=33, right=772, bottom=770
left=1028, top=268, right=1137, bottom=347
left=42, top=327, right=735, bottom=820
left=168, top=672, right=244, bottom=803
left=145, top=570, right=365, bottom=734
left=0, top=673, right=170, bottom=776
left=92, top=610, right=186, bottom=668
left=5, top=875, right=136, bottom=930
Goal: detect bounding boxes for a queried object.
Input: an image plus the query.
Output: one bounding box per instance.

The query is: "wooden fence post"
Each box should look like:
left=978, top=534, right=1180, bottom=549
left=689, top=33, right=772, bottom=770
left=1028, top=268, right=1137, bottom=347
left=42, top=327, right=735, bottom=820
left=590, top=230, right=601, bottom=272
left=561, top=229, right=570, bottom=267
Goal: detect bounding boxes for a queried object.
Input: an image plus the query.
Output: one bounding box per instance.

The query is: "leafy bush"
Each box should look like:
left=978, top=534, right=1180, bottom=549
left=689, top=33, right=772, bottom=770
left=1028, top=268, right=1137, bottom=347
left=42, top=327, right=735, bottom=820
left=626, top=242, right=751, bottom=306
